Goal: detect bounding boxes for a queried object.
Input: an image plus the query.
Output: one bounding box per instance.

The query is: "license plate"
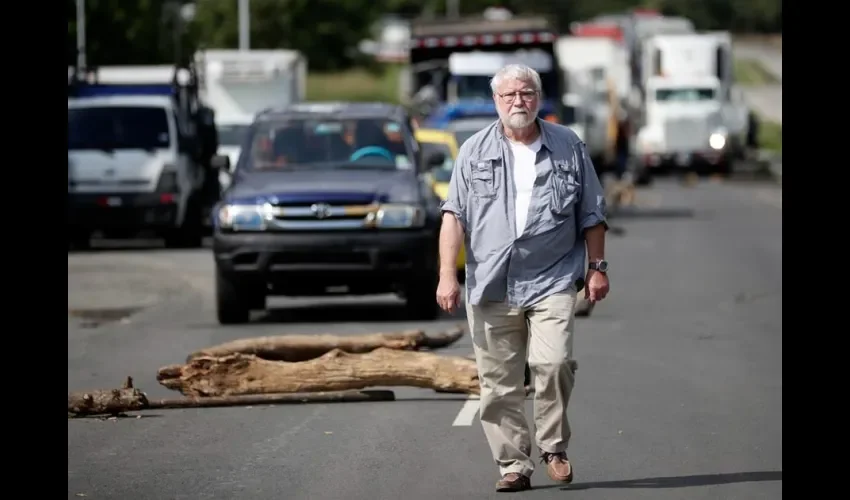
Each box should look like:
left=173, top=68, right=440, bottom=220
left=676, top=153, right=691, bottom=165
left=106, top=197, right=122, bottom=207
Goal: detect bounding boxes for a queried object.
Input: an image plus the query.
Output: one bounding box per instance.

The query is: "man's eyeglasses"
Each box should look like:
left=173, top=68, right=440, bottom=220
left=497, top=90, right=539, bottom=103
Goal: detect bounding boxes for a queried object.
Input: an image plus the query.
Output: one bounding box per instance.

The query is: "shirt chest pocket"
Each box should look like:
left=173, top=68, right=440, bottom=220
left=549, top=159, right=580, bottom=215
left=470, top=158, right=499, bottom=199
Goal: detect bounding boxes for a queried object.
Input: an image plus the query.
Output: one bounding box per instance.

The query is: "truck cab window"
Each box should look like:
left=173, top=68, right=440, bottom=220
left=68, top=106, right=171, bottom=151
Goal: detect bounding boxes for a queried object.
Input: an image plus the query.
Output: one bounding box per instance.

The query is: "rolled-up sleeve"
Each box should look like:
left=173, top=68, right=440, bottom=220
left=576, top=141, right=608, bottom=231
left=440, top=145, right=470, bottom=230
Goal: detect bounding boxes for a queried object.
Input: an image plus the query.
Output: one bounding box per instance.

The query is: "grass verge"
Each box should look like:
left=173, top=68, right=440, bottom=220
left=306, top=64, right=402, bottom=103
left=758, top=117, right=782, bottom=152
left=734, top=58, right=780, bottom=86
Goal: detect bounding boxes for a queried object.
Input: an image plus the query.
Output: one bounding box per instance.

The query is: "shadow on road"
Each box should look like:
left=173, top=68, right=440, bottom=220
left=68, top=238, right=213, bottom=254
left=259, top=302, right=468, bottom=324
left=538, top=470, right=782, bottom=491
left=611, top=207, right=695, bottom=220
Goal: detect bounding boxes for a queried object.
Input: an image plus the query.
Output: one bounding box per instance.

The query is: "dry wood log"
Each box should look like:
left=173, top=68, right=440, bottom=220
left=68, top=377, right=396, bottom=417
left=186, top=326, right=465, bottom=363
left=68, top=377, right=148, bottom=416
left=159, top=347, right=480, bottom=397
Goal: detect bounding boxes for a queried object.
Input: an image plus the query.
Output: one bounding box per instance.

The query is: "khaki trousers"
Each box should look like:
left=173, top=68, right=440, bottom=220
left=466, top=289, right=578, bottom=477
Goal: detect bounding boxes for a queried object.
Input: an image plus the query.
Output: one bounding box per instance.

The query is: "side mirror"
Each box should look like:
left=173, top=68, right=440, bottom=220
left=426, top=151, right=446, bottom=169
left=211, top=154, right=230, bottom=172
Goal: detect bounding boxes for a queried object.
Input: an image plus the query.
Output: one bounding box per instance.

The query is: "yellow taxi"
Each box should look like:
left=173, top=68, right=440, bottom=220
left=415, top=128, right=465, bottom=272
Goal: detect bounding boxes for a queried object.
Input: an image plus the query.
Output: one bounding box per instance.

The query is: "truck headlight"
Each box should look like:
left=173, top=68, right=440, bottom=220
left=217, top=204, right=267, bottom=231
left=368, top=204, right=426, bottom=228
left=709, top=132, right=726, bottom=150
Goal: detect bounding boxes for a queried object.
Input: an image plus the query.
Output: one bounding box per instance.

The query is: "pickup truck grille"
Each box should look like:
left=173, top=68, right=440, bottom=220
left=265, top=203, right=377, bottom=230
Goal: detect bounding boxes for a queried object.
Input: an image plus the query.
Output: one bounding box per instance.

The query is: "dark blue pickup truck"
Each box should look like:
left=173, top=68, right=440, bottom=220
left=211, top=102, right=447, bottom=324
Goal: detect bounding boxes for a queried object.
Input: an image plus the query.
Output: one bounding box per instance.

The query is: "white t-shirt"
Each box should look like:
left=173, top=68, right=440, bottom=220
left=508, top=137, right=542, bottom=237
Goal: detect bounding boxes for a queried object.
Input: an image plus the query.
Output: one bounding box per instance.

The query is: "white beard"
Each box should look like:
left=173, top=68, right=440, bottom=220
left=501, top=106, right=538, bottom=129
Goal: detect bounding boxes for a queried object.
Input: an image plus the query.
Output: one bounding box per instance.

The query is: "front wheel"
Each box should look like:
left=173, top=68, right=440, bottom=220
left=216, top=268, right=252, bottom=325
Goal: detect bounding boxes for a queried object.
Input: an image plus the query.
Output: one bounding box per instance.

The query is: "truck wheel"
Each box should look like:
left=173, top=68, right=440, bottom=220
left=164, top=198, right=204, bottom=249
left=403, top=276, right=440, bottom=321
left=216, top=268, right=251, bottom=325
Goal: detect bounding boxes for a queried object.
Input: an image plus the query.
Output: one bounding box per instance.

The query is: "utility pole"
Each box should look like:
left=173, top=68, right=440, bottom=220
left=76, top=0, right=86, bottom=70
left=238, top=0, right=250, bottom=51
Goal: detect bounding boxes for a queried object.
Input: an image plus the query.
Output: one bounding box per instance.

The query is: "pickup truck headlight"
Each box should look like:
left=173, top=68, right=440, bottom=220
left=217, top=204, right=268, bottom=231
left=369, top=204, right=426, bottom=229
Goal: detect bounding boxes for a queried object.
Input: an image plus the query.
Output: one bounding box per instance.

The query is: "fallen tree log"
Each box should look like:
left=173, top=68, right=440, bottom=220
left=159, top=347, right=481, bottom=397
left=68, top=377, right=396, bottom=417
left=186, top=326, right=465, bottom=363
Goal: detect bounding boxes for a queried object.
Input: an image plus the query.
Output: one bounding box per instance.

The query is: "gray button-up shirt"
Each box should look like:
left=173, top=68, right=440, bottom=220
left=440, top=118, right=608, bottom=308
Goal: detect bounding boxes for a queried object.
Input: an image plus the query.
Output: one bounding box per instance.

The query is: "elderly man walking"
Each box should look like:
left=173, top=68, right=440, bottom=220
left=436, top=64, right=610, bottom=492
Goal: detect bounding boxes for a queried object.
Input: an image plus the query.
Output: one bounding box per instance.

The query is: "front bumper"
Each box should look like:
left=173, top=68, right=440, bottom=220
left=67, top=192, right=178, bottom=231
left=213, top=229, right=439, bottom=291
left=640, top=149, right=730, bottom=169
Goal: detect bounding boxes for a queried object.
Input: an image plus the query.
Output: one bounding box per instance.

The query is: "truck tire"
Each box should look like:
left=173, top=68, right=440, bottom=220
left=164, top=197, right=204, bottom=249
left=403, top=275, right=440, bottom=321
left=216, top=267, right=251, bottom=325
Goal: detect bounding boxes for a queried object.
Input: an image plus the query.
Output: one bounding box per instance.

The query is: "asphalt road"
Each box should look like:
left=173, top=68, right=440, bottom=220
left=733, top=40, right=782, bottom=124
left=68, top=177, right=782, bottom=499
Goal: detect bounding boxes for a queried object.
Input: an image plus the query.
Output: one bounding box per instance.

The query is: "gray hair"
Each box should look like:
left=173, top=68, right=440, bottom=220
left=489, top=64, right=543, bottom=94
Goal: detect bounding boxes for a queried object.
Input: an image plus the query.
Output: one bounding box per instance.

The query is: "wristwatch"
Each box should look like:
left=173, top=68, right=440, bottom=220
left=588, top=259, right=609, bottom=273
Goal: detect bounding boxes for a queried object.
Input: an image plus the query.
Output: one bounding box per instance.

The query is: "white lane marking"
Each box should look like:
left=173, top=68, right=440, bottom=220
left=452, top=395, right=480, bottom=426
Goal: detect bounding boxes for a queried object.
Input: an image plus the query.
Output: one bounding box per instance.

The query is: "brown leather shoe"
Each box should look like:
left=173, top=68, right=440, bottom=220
left=541, top=452, right=574, bottom=483
left=495, top=472, right=531, bottom=492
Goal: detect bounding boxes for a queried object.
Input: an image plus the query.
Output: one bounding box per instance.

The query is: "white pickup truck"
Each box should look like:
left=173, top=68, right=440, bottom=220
left=67, top=64, right=222, bottom=248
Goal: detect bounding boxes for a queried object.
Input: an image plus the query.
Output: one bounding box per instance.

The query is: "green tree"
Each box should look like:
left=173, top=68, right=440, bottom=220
left=67, top=0, right=191, bottom=66
left=191, top=0, right=382, bottom=71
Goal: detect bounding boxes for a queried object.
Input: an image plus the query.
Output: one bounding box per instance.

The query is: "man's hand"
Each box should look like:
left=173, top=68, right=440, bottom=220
left=584, top=269, right=610, bottom=303
left=436, top=272, right=462, bottom=314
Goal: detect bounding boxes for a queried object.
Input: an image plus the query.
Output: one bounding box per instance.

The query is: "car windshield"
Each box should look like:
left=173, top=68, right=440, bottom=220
left=68, top=106, right=171, bottom=151
left=654, top=87, right=717, bottom=102
left=243, top=117, right=413, bottom=171
left=420, top=142, right=454, bottom=183
left=218, top=124, right=250, bottom=146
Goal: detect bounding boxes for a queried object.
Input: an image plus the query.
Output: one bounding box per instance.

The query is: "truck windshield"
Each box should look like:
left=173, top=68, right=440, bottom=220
left=655, top=87, right=716, bottom=102
left=455, top=72, right=559, bottom=103
left=68, top=106, right=171, bottom=151
left=244, top=117, right=414, bottom=171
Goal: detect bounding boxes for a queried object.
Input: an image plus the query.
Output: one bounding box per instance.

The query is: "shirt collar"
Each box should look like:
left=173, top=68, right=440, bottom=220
left=494, top=117, right=555, bottom=152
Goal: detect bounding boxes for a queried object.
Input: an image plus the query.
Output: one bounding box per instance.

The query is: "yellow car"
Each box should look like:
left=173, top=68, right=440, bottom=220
left=415, top=128, right=465, bottom=272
